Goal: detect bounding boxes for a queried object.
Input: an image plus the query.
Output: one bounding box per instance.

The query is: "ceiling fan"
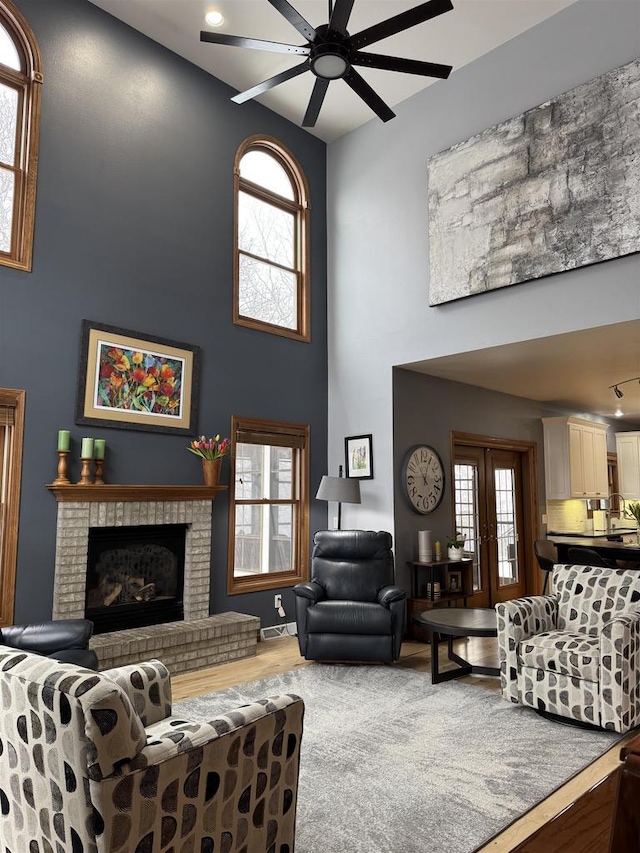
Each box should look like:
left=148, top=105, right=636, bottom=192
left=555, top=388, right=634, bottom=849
left=200, top=0, right=454, bottom=128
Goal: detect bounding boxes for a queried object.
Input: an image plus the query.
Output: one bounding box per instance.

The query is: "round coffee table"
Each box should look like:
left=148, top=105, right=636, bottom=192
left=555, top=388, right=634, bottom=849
left=412, top=607, right=499, bottom=684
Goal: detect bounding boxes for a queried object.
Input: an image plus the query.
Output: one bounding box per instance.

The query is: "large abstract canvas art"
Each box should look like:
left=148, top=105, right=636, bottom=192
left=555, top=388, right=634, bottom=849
left=427, top=57, right=640, bottom=306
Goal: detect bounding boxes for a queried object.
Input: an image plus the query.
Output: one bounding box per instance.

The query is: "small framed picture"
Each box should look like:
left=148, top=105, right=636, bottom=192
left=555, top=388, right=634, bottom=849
left=448, top=570, right=463, bottom=593
left=345, top=434, right=373, bottom=480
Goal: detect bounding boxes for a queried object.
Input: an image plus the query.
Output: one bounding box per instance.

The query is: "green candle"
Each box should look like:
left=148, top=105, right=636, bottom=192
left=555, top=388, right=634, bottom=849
left=57, top=430, right=70, bottom=452
left=94, top=439, right=106, bottom=460
left=81, top=437, right=94, bottom=459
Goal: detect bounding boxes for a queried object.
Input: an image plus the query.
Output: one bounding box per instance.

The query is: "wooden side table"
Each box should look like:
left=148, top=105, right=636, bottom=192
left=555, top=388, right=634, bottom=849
left=406, top=558, right=474, bottom=642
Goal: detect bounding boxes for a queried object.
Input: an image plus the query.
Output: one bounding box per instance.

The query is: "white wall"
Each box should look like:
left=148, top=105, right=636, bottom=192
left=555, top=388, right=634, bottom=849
left=326, top=0, right=640, bottom=535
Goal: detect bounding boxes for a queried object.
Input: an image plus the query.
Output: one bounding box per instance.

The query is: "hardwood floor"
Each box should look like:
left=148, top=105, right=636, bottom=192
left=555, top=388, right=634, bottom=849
left=172, top=635, right=628, bottom=853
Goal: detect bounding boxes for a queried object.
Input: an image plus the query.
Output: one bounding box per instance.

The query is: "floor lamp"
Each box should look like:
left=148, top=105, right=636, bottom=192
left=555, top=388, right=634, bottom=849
left=315, top=465, right=361, bottom=529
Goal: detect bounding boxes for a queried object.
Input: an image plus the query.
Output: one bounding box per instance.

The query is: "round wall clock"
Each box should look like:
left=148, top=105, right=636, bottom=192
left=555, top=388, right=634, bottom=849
left=401, top=445, right=445, bottom=514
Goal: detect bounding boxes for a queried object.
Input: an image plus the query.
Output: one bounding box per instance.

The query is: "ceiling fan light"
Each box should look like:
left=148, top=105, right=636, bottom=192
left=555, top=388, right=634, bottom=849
left=310, top=44, right=349, bottom=79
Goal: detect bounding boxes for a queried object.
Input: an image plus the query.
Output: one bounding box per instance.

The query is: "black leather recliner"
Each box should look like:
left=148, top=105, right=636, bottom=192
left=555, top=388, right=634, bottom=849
left=0, top=619, right=99, bottom=669
left=293, top=530, right=406, bottom=663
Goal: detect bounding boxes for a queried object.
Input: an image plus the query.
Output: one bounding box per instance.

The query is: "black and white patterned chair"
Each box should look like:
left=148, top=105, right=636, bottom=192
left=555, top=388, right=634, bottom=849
left=496, top=563, right=640, bottom=733
left=0, top=646, right=304, bottom=853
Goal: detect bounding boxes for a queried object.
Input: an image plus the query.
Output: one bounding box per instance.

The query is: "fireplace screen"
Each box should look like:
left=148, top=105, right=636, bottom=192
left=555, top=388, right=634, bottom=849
left=86, top=524, right=187, bottom=633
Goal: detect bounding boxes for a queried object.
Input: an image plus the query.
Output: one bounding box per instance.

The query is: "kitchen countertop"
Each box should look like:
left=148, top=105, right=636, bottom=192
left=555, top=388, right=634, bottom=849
left=549, top=536, right=640, bottom=562
left=549, top=536, right=639, bottom=550
left=548, top=530, right=618, bottom=539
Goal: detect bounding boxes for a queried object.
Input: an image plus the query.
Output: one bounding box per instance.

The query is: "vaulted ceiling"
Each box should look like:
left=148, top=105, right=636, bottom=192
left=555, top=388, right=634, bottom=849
left=88, top=0, right=576, bottom=142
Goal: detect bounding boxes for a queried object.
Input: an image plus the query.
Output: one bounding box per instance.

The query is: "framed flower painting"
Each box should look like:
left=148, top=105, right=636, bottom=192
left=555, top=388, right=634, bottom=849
left=75, top=320, right=200, bottom=434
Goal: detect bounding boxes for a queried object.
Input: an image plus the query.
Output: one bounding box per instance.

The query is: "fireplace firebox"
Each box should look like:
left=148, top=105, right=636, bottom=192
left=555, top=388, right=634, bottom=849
left=85, top=524, right=186, bottom=634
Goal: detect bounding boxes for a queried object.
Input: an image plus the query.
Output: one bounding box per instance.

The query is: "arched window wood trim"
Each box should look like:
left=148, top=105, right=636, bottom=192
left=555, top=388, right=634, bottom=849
left=0, top=0, right=43, bottom=272
left=233, top=134, right=311, bottom=342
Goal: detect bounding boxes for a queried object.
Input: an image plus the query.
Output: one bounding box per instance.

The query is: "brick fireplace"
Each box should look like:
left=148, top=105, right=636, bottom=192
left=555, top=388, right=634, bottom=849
left=48, top=484, right=259, bottom=673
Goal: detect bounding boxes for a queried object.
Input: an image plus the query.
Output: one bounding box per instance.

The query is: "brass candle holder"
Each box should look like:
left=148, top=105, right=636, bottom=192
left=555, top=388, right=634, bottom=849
left=52, top=450, right=71, bottom=485
left=77, top=457, right=93, bottom=486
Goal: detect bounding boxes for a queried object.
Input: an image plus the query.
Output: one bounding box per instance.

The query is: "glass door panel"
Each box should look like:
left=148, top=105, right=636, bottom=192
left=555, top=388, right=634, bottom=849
left=454, top=461, right=481, bottom=592
left=494, top=467, right=519, bottom=587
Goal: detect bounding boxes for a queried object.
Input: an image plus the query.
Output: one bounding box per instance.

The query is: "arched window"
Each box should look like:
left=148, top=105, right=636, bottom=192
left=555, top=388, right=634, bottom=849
left=0, top=0, right=42, bottom=272
left=234, top=136, right=310, bottom=342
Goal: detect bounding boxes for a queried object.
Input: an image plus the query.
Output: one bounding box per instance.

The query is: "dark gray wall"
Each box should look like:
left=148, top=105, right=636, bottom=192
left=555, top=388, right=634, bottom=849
left=0, top=0, right=327, bottom=625
left=392, top=368, right=634, bottom=593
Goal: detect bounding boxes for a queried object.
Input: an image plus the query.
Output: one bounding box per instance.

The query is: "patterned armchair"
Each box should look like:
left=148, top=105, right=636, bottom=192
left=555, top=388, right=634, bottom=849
left=0, top=646, right=303, bottom=853
left=496, top=563, right=640, bottom=733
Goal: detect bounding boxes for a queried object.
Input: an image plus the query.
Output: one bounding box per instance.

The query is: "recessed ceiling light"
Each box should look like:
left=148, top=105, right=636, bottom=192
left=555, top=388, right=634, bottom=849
left=615, top=408, right=624, bottom=418
left=205, top=10, right=224, bottom=27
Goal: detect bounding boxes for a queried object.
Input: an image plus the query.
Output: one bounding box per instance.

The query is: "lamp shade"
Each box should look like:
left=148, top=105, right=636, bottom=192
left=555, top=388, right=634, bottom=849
left=315, top=475, right=361, bottom=504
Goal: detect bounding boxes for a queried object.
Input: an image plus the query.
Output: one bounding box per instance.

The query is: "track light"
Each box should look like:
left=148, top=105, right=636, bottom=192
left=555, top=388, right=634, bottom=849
left=609, top=377, right=640, bottom=400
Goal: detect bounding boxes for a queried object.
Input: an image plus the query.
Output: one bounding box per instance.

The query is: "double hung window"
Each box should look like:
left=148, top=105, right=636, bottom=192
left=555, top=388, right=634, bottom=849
left=234, top=136, right=310, bottom=341
left=228, top=416, right=309, bottom=594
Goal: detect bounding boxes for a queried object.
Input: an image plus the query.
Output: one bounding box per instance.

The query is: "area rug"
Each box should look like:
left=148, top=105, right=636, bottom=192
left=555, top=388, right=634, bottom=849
left=173, top=665, right=619, bottom=853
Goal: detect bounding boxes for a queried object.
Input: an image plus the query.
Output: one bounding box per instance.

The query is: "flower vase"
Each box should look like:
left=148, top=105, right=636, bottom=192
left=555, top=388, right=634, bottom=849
left=201, top=458, right=221, bottom=487
left=447, top=545, right=463, bottom=561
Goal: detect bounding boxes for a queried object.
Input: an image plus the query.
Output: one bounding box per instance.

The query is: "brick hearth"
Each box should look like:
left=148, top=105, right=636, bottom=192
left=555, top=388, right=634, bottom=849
left=48, top=488, right=259, bottom=674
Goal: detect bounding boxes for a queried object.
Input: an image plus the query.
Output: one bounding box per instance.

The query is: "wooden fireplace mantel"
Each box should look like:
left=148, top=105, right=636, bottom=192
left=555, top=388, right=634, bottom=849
left=46, top=484, right=227, bottom=502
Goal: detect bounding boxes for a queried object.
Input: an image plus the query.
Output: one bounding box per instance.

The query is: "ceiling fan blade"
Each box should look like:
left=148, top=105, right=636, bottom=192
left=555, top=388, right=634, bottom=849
left=343, top=67, right=395, bottom=122
left=352, top=52, right=452, bottom=79
left=350, top=0, right=454, bottom=51
left=328, top=0, right=355, bottom=35
left=268, top=0, right=317, bottom=42
left=200, top=30, right=310, bottom=56
left=232, top=60, right=311, bottom=104
left=302, top=78, right=330, bottom=127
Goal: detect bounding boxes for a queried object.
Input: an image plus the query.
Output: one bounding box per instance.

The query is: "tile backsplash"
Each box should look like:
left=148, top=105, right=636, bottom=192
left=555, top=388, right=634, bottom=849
left=546, top=499, right=589, bottom=533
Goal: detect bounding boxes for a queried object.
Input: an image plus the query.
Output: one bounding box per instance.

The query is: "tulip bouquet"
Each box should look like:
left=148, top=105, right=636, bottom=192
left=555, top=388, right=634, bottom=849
left=187, top=434, right=230, bottom=460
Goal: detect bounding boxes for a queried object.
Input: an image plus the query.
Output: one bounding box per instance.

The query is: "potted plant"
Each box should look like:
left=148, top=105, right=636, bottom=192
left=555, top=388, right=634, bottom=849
left=447, top=533, right=465, bottom=561
left=627, top=501, right=640, bottom=545
left=187, top=434, right=230, bottom=486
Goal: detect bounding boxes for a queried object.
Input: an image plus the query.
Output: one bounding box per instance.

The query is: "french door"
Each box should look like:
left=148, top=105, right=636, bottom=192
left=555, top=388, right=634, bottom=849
left=453, top=444, right=528, bottom=607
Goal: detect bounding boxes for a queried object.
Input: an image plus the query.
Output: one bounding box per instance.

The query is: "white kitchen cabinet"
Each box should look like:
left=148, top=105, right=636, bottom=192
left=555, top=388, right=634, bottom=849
left=542, top=417, right=609, bottom=500
left=616, top=432, right=640, bottom=499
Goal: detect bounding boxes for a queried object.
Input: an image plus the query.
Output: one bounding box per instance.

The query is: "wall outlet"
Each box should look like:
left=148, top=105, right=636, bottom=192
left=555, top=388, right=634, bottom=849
left=542, top=514, right=548, bottom=525
left=274, top=594, right=282, bottom=610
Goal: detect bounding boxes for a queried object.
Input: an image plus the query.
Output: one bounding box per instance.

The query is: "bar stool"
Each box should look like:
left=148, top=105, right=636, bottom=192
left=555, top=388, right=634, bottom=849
left=534, top=539, right=557, bottom=594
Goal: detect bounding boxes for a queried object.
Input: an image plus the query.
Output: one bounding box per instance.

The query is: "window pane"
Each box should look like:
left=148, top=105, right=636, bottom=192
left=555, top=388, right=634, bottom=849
left=239, top=254, right=297, bottom=329
left=0, top=24, right=20, bottom=71
left=240, top=150, right=294, bottom=200
left=271, top=446, right=292, bottom=499
left=234, top=504, right=262, bottom=575
left=239, top=191, right=294, bottom=268
left=0, top=82, right=18, bottom=166
left=236, top=444, right=293, bottom=500
left=270, top=504, right=293, bottom=572
left=454, top=462, right=481, bottom=591
left=233, top=503, right=294, bottom=576
left=235, top=443, right=263, bottom=499
left=495, top=467, right=519, bottom=586
left=0, top=165, right=14, bottom=252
